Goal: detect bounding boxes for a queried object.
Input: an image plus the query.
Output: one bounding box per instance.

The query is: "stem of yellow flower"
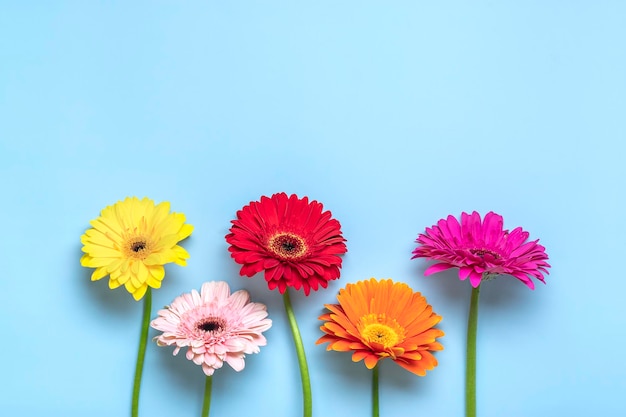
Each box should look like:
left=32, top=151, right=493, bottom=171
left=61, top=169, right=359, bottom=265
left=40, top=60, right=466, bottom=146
left=372, top=363, right=379, bottom=417
left=201, top=375, right=213, bottom=417
left=132, top=288, right=152, bottom=417
left=466, top=285, right=480, bottom=417
left=282, top=289, right=312, bottom=417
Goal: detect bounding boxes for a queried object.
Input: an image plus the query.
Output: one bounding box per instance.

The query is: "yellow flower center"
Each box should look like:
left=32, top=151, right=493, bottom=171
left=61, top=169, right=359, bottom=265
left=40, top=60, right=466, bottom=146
left=359, top=313, right=405, bottom=349
left=362, top=323, right=399, bottom=348
left=123, top=236, right=153, bottom=260
left=268, top=232, right=308, bottom=259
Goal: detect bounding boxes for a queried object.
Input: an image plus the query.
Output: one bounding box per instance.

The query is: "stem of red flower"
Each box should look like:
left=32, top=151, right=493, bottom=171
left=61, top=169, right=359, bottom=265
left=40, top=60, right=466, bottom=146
left=131, top=288, right=152, bottom=417
left=282, top=289, right=312, bottom=417
left=372, top=363, right=379, bottom=417
left=466, top=285, right=480, bottom=417
left=201, top=375, right=212, bottom=417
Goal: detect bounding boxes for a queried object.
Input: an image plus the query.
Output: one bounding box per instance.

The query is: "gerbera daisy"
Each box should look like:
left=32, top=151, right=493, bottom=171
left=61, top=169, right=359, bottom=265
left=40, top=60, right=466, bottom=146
left=411, top=211, right=550, bottom=289
left=413, top=212, right=550, bottom=417
left=80, top=196, right=193, bottom=300
left=317, top=278, right=444, bottom=376
left=151, top=281, right=272, bottom=376
left=226, top=193, right=345, bottom=417
left=225, top=192, right=347, bottom=295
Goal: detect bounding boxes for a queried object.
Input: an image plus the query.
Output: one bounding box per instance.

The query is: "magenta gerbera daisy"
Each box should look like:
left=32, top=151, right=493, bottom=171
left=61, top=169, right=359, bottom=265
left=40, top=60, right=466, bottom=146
left=225, top=192, right=347, bottom=295
left=412, top=211, right=550, bottom=289
left=151, top=281, right=272, bottom=376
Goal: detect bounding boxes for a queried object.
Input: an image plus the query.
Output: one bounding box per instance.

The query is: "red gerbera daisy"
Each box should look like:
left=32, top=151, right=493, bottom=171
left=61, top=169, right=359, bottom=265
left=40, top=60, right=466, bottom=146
left=412, top=211, right=550, bottom=289
left=225, top=193, right=347, bottom=295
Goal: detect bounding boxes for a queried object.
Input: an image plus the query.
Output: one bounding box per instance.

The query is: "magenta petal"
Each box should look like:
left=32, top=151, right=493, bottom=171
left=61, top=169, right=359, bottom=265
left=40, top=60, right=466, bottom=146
left=469, top=270, right=482, bottom=287
left=424, top=263, right=455, bottom=276
left=483, top=212, right=504, bottom=246
left=459, top=266, right=472, bottom=280
left=512, top=272, right=535, bottom=290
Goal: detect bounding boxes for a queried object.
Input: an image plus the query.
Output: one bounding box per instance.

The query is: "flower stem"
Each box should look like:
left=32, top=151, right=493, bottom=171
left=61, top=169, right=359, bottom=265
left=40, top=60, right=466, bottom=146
left=201, top=375, right=213, bottom=417
left=132, top=288, right=152, bottom=417
left=282, top=289, right=312, bottom=417
left=372, top=364, right=379, bottom=417
left=466, top=285, right=480, bottom=417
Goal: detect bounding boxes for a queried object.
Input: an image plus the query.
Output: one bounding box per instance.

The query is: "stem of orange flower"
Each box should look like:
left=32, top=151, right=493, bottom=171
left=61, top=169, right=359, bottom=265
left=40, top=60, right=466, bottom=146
left=201, top=375, right=213, bottom=417
left=372, top=363, right=379, bottom=417
left=466, top=285, right=480, bottom=417
left=131, top=288, right=152, bottom=417
left=282, top=289, right=312, bottom=417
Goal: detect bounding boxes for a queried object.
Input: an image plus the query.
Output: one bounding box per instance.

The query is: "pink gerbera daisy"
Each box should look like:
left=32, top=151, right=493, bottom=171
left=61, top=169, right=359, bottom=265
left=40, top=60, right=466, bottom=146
left=151, top=281, right=272, bottom=376
left=412, top=211, right=550, bottom=289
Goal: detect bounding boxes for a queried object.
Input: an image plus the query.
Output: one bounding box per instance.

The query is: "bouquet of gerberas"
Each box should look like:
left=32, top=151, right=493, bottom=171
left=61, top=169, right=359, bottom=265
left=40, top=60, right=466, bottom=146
left=80, top=196, right=549, bottom=417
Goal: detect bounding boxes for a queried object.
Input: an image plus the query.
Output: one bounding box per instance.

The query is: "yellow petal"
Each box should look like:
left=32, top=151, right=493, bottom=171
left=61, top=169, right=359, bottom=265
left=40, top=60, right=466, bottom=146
left=178, top=223, right=194, bottom=240
left=132, top=285, right=147, bottom=301
left=82, top=256, right=120, bottom=268
left=136, top=262, right=149, bottom=286
left=109, top=277, right=122, bottom=289
left=91, top=267, right=109, bottom=281
left=146, top=274, right=162, bottom=289
left=149, top=265, right=165, bottom=281
left=85, top=245, right=122, bottom=259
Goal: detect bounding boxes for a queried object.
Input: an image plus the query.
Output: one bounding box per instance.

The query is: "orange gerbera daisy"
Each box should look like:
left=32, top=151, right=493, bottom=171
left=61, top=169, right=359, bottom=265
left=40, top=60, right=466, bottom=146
left=317, top=278, right=444, bottom=376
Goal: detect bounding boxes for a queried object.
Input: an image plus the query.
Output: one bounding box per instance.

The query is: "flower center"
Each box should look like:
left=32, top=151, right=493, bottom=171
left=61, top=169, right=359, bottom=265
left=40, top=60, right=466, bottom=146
left=469, top=248, right=501, bottom=259
left=268, top=232, right=308, bottom=259
left=196, top=317, right=226, bottom=333
left=359, top=313, right=405, bottom=349
left=122, top=236, right=153, bottom=260
left=362, top=323, right=399, bottom=348
left=131, top=242, right=146, bottom=252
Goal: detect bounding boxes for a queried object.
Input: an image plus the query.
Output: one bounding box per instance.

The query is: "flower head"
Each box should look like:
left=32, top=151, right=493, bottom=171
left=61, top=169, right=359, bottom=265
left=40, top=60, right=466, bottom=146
left=151, top=281, right=272, bottom=376
left=80, top=197, right=193, bottom=300
left=225, top=192, right=347, bottom=295
left=317, top=278, right=444, bottom=376
left=412, top=211, right=550, bottom=289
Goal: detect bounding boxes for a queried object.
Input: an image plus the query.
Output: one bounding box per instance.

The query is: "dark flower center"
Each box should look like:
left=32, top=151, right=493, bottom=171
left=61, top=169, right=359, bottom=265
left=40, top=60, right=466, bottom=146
left=123, top=236, right=153, bottom=260
left=131, top=241, right=146, bottom=252
left=470, top=248, right=500, bottom=259
left=196, top=317, right=225, bottom=333
left=268, top=232, right=308, bottom=259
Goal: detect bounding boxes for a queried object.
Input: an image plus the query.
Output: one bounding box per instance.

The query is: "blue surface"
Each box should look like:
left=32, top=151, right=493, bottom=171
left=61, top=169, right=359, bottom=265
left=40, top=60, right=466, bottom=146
left=1, top=2, right=625, bottom=416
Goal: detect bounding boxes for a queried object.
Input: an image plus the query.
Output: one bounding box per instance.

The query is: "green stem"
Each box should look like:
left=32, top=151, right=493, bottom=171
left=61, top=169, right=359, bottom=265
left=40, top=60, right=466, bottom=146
left=282, top=289, right=312, bottom=417
left=466, top=285, right=480, bottom=417
left=201, top=375, right=213, bottom=417
left=131, top=288, right=152, bottom=417
left=372, top=364, right=379, bottom=417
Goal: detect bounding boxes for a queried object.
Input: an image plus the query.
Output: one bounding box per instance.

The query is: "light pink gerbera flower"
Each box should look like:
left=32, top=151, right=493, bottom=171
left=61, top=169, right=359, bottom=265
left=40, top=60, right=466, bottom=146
left=412, top=211, right=550, bottom=289
left=151, top=281, right=272, bottom=376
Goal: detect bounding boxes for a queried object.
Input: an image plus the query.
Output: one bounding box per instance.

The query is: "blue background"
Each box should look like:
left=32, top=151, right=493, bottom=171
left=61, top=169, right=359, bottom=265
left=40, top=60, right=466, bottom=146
left=1, top=2, right=625, bottom=416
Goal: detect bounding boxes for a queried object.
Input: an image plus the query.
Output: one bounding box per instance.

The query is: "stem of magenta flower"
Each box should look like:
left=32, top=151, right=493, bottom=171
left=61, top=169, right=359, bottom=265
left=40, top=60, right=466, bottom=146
left=372, top=363, right=379, bottom=417
left=131, top=288, right=152, bottom=417
left=201, top=375, right=213, bottom=417
left=466, top=285, right=480, bottom=417
left=282, top=289, right=312, bottom=417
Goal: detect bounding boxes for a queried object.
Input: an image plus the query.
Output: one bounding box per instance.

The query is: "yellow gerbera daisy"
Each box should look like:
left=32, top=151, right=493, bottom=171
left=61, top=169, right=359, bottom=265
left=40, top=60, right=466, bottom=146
left=80, top=197, right=193, bottom=300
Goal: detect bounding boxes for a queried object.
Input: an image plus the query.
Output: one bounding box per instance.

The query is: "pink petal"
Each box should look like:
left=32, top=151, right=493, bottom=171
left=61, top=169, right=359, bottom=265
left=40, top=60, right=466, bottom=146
left=459, top=266, right=472, bottom=280
left=424, top=263, right=455, bottom=276
left=469, top=270, right=482, bottom=287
